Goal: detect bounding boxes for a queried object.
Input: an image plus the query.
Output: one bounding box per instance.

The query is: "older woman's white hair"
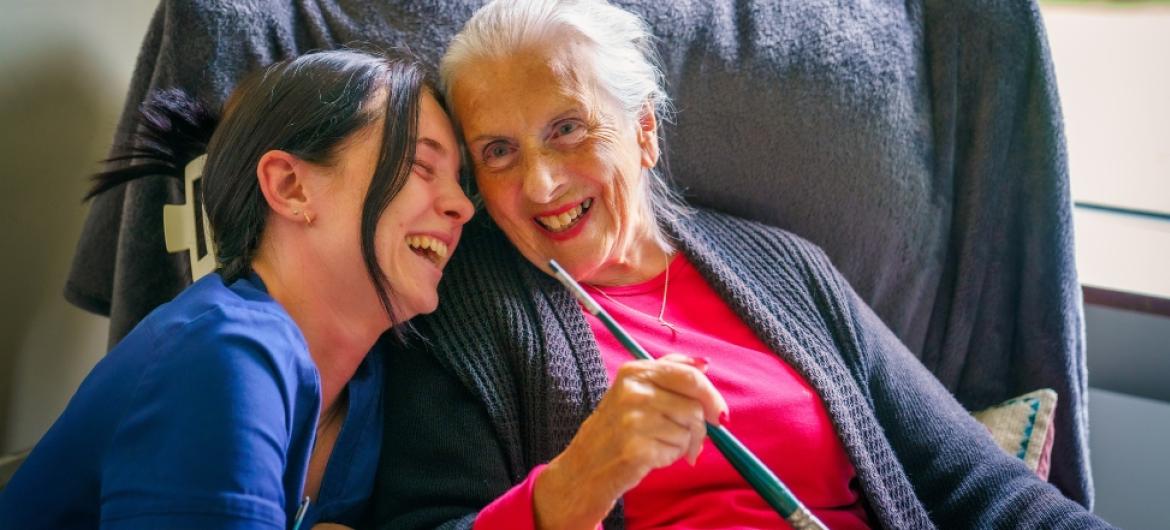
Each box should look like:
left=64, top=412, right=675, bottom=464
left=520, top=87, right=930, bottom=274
left=440, top=0, right=690, bottom=250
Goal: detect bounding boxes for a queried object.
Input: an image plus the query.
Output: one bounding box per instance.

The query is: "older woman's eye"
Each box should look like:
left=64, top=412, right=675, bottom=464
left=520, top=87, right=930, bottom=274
left=551, top=120, right=585, bottom=143
left=481, top=141, right=516, bottom=169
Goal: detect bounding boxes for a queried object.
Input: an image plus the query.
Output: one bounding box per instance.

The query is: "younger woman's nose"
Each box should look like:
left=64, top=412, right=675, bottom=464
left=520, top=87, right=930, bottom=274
left=439, top=182, right=474, bottom=223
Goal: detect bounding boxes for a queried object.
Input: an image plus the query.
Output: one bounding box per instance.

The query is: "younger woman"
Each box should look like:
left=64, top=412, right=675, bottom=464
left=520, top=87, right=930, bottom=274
left=0, top=49, right=472, bottom=529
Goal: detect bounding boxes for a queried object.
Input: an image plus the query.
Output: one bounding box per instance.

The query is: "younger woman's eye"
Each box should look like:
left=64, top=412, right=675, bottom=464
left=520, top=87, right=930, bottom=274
left=413, top=160, right=435, bottom=180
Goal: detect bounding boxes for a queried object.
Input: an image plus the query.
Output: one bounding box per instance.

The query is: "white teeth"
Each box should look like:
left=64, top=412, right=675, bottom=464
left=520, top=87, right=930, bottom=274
left=537, top=199, right=592, bottom=232
left=406, top=235, right=448, bottom=262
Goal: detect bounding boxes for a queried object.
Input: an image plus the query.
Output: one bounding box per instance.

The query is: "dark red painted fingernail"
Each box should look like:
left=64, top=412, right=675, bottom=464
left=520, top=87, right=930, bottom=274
left=691, top=356, right=710, bottom=370
left=719, top=410, right=730, bottom=426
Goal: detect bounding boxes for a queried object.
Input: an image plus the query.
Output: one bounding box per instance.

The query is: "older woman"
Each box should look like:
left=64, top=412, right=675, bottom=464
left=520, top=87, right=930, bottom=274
left=371, top=1, right=1111, bottom=529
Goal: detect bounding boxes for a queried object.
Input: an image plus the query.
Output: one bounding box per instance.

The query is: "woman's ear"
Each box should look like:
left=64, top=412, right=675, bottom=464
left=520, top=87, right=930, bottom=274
left=256, top=150, right=313, bottom=224
left=636, top=101, right=660, bottom=169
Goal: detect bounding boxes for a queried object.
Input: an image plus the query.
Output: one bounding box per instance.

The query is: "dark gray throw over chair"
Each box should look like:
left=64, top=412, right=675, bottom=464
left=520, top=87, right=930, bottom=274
left=64, top=0, right=1090, bottom=507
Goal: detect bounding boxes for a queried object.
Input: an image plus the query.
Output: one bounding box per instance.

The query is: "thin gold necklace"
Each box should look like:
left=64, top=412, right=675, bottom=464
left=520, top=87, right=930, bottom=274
left=588, top=253, right=678, bottom=334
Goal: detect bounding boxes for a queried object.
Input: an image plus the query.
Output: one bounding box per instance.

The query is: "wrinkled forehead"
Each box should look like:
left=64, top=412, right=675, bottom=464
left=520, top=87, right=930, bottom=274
left=449, top=42, right=609, bottom=135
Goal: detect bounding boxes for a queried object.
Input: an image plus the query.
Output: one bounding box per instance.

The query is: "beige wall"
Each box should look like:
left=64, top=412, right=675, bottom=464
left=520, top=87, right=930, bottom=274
left=1044, top=5, right=1170, bottom=215
left=1043, top=5, right=1170, bottom=529
left=0, top=0, right=158, bottom=454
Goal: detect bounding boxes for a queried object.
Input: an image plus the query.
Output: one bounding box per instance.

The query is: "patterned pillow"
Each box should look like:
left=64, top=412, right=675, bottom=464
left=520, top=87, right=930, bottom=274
left=971, top=389, right=1058, bottom=479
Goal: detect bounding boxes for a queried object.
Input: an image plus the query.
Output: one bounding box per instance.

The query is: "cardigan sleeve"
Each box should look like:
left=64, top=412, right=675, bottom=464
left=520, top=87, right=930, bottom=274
left=839, top=279, right=1112, bottom=529
left=472, top=466, right=546, bottom=530
left=369, top=337, right=514, bottom=530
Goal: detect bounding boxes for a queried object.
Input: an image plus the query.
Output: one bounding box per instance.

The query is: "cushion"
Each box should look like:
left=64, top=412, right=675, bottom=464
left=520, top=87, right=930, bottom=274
left=972, top=389, right=1058, bottom=479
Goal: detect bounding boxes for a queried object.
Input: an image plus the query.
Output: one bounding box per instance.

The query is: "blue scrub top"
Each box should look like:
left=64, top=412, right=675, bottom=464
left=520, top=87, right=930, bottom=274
left=0, top=272, right=383, bottom=529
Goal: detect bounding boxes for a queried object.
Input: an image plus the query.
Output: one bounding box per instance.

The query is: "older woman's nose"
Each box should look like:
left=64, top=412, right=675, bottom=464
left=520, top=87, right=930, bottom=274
left=521, top=156, right=565, bottom=204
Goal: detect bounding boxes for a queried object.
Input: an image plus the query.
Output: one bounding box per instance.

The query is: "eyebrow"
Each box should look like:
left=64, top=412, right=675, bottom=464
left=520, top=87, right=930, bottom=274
left=465, top=108, right=583, bottom=146
left=466, top=133, right=501, bottom=147
left=416, top=137, right=448, bottom=156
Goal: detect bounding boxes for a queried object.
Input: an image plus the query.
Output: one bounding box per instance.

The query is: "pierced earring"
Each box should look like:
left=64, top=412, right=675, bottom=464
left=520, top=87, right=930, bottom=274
left=303, top=211, right=313, bottom=225
left=292, top=209, right=300, bottom=216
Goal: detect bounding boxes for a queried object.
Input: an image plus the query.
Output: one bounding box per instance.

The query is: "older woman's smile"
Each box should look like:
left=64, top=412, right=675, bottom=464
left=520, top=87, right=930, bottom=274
left=534, top=197, right=594, bottom=237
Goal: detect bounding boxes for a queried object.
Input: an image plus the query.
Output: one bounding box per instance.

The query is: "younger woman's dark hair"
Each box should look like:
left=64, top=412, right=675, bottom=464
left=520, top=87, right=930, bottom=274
left=88, top=49, right=437, bottom=326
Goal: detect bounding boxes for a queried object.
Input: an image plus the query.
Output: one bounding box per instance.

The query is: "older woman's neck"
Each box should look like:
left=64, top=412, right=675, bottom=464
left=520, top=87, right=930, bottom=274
left=250, top=251, right=382, bottom=414
left=587, top=229, right=676, bottom=287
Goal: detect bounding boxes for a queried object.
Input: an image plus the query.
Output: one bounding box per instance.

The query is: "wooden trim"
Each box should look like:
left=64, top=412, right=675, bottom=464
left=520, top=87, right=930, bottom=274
left=1083, top=285, right=1170, bottom=318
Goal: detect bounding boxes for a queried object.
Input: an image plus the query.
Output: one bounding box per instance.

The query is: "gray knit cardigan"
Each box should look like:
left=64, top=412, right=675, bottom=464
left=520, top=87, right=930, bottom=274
left=372, top=208, right=1108, bottom=530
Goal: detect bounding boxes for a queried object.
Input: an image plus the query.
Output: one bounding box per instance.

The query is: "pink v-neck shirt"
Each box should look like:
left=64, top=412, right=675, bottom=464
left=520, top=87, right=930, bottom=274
left=476, top=255, right=870, bottom=530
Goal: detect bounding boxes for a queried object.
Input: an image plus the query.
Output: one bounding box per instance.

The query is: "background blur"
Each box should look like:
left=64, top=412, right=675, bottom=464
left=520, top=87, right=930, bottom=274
left=0, top=1, right=1166, bottom=528
left=0, top=0, right=155, bottom=452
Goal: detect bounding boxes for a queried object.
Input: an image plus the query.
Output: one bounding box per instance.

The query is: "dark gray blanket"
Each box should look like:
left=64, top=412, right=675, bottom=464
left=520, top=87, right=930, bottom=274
left=65, top=0, right=1089, bottom=507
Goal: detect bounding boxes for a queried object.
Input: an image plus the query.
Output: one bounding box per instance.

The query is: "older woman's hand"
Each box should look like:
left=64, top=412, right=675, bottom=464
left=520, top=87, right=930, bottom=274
left=533, top=354, right=729, bottom=530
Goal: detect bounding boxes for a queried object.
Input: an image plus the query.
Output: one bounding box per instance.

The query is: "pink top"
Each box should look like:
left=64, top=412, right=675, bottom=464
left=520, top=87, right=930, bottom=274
left=475, top=255, right=870, bottom=530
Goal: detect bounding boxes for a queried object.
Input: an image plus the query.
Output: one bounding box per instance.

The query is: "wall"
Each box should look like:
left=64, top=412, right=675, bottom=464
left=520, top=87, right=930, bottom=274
left=1088, top=388, right=1170, bottom=530
left=0, top=0, right=157, bottom=454
left=1047, top=4, right=1170, bottom=215
left=1043, top=4, right=1170, bottom=530
left=1085, top=306, right=1170, bottom=403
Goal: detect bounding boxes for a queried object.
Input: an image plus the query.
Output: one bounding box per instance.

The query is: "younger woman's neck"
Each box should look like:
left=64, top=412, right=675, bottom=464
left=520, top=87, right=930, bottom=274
left=250, top=252, right=381, bottom=413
